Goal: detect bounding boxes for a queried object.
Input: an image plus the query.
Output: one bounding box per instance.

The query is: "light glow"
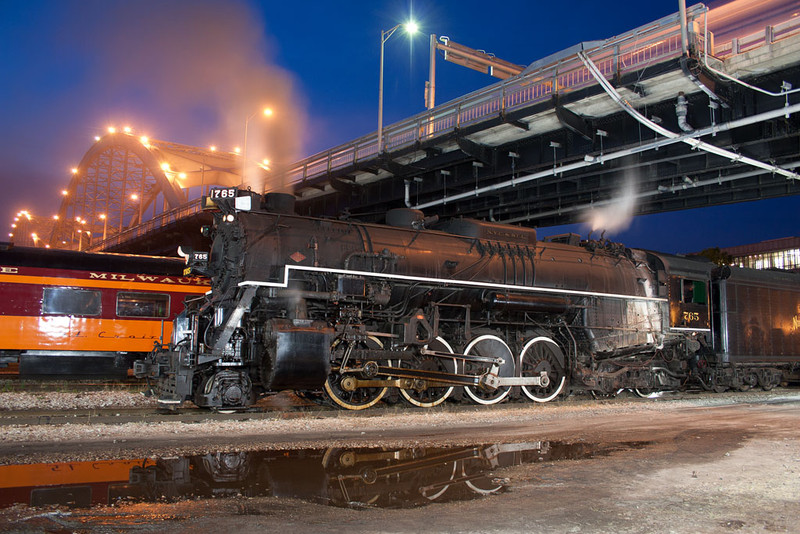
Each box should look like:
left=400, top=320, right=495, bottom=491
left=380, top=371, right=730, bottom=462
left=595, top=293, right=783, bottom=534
left=210, top=145, right=217, bottom=152
left=160, top=163, right=170, bottom=171
left=234, top=147, right=241, bottom=154
left=71, top=167, right=78, bottom=174
left=94, top=136, right=101, bottom=141
left=140, top=136, right=149, bottom=145
left=61, top=190, right=68, bottom=196
left=108, top=126, right=116, bottom=134
left=405, top=20, right=419, bottom=34
left=123, top=126, right=132, bottom=133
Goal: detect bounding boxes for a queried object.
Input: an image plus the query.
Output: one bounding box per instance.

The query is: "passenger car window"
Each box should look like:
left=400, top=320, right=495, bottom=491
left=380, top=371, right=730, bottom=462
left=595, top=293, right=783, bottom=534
left=116, top=292, right=170, bottom=318
left=42, top=287, right=101, bottom=316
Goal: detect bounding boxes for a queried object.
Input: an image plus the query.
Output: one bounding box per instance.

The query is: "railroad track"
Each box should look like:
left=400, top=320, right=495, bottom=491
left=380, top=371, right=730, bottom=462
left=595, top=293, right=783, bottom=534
left=2, top=387, right=789, bottom=428
left=0, top=377, right=144, bottom=393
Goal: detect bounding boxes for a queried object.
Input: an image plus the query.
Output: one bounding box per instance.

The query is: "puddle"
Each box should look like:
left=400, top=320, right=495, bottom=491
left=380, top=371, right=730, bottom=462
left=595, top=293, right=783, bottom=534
left=0, top=441, right=649, bottom=510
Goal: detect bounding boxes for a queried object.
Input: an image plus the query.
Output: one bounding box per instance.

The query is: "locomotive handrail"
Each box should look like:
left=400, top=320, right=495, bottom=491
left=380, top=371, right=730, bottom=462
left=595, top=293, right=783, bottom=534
left=239, top=264, right=669, bottom=303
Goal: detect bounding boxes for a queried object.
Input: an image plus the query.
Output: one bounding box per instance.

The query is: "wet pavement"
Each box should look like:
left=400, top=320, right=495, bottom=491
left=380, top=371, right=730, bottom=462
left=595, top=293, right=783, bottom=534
left=1, top=390, right=798, bottom=532
left=0, top=440, right=650, bottom=511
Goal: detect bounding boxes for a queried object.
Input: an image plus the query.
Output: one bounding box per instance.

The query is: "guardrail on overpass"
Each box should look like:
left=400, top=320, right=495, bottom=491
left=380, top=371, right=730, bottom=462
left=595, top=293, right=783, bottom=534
left=88, top=198, right=203, bottom=252
left=285, top=3, right=800, bottom=189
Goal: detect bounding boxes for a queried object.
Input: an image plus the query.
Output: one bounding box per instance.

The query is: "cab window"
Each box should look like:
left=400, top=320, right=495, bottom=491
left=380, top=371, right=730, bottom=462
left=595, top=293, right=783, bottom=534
left=42, top=287, right=101, bottom=316
left=116, top=292, right=170, bottom=318
left=681, top=279, right=707, bottom=305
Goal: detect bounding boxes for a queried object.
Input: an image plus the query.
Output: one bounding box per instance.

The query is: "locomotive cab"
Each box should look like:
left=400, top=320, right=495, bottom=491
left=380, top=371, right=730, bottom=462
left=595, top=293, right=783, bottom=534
left=647, top=252, right=714, bottom=335
left=668, top=276, right=710, bottom=330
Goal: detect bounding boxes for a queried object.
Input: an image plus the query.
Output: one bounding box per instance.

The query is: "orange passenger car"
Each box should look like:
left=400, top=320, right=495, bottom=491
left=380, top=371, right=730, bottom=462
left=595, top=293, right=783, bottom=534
left=0, top=244, right=208, bottom=378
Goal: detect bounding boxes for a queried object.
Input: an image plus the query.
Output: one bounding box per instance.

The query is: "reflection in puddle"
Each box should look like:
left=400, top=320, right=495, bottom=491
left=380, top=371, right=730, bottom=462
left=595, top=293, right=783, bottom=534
left=0, top=441, right=648, bottom=510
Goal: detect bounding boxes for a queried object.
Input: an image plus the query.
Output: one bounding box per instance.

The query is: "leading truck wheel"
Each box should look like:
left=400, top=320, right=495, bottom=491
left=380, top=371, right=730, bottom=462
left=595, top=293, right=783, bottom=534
left=323, top=336, right=388, bottom=410
left=194, top=370, right=254, bottom=409
left=519, top=336, right=566, bottom=403
left=462, top=334, right=515, bottom=405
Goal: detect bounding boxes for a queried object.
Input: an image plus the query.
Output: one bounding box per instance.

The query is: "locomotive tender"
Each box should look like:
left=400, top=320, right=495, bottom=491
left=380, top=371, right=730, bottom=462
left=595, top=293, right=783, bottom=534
left=136, top=188, right=800, bottom=409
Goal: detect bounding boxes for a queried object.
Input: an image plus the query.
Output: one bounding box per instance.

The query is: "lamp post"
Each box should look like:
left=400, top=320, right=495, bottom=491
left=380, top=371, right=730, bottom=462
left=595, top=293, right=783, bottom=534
left=77, top=219, right=87, bottom=251
left=378, top=21, right=418, bottom=154
left=99, top=213, right=108, bottom=242
left=241, top=107, right=274, bottom=186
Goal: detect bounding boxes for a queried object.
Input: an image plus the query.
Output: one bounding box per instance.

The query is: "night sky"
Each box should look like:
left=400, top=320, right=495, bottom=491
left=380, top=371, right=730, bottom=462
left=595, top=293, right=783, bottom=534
left=1, top=0, right=797, bottom=254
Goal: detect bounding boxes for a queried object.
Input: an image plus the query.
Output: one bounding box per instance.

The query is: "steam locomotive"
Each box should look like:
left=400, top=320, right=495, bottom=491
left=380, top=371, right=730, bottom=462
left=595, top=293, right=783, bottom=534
left=135, top=188, right=800, bottom=410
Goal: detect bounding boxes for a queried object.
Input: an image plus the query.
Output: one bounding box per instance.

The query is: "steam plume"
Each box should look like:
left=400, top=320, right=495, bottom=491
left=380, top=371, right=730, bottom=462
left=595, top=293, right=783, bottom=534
left=582, top=169, right=639, bottom=234
left=68, top=0, right=306, bottom=193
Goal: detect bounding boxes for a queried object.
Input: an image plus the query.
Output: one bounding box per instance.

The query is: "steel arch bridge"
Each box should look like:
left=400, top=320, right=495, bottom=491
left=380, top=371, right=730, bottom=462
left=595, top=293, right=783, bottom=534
left=50, top=132, right=260, bottom=250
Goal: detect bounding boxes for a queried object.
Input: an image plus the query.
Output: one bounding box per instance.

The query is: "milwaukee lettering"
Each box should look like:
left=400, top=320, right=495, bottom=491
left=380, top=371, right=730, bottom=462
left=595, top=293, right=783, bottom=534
left=89, top=272, right=208, bottom=285
left=98, top=331, right=159, bottom=340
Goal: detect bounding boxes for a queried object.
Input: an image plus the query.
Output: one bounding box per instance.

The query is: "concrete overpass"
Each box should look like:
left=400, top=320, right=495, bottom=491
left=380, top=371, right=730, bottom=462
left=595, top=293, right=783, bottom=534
left=50, top=0, right=800, bottom=255
left=285, top=1, right=800, bottom=227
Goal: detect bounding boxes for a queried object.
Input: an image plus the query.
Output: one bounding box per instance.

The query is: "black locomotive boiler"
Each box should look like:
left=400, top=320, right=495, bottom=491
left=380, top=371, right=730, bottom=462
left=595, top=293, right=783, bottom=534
left=135, top=188, right=800, bottom=410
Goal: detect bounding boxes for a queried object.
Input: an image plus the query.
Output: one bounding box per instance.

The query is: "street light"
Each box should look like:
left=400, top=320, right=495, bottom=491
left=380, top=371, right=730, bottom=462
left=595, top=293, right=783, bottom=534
left=378, top=20, right=418, bottom=153
left=99, top=213, right=108, bottom=241
left=242, top=107, right=274, bottom=186
left=78, top=230, right=91, bottom=251
left=130, top=193, right=143, bottom=226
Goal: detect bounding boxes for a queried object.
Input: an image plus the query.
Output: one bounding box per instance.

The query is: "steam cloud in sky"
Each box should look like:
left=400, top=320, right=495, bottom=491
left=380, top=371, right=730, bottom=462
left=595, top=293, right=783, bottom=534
left=581, top=169, right=640, bottom=234
left=68, top=0, right=307, bottom=193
